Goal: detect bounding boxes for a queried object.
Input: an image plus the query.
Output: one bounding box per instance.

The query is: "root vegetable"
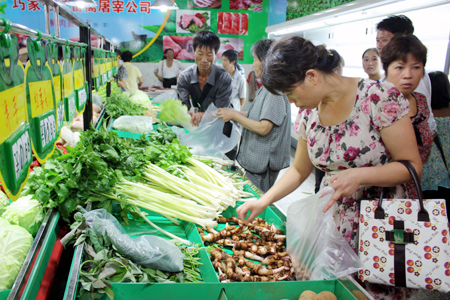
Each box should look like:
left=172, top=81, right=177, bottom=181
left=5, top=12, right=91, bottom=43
left=299, top=290, right=318, bottom=300
left=317, top=291, right=337, bottom=300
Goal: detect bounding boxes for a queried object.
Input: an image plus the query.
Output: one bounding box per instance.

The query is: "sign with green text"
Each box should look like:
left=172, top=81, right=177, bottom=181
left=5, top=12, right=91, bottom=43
left=25, top=37, right=59, bottom=164
left=73, top=46, right=87, bottom=114
left=0, top=33, right=32, bottom=200
left=62, top=44, right=76, bottom=122
left=46, top=41, right=64, bottom=131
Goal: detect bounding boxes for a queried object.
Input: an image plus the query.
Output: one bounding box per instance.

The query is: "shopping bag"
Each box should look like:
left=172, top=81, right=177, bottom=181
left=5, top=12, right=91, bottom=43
left=287, top=187, right=363, bottom=281
left=359, top=160, right=450, bottom=292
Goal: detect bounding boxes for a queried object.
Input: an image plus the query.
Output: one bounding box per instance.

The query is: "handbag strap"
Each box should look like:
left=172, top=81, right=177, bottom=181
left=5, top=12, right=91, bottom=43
left=374, top=160, right=430, bottom=222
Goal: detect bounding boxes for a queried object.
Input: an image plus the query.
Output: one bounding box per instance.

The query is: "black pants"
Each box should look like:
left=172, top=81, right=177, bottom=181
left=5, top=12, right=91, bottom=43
left=163, top=77, right=177, bottom=88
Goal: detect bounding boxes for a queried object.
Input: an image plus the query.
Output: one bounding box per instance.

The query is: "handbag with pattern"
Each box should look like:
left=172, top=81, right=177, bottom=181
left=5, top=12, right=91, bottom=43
left=359, top=160, right=450, bottom=292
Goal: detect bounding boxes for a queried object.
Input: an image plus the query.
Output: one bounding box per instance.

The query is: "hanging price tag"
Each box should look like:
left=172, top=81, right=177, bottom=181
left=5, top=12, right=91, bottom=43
left=0, top=33, right=33, bottom=201
left=73, top=47, right=87, bottom=114
left=25, top=37, right=58, bottom=164
left=62, top=44, right=76, bottom=123
left=46, top=42, right=64, bottom=131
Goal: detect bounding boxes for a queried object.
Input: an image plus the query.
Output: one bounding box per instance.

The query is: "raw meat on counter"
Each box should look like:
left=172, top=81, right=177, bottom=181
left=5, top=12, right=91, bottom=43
left=217, top=12, right=248, bottom=35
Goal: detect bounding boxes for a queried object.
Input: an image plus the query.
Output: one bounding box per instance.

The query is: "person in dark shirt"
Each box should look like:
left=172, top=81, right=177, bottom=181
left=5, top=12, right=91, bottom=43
left=177, top=31, right=232, bottom=126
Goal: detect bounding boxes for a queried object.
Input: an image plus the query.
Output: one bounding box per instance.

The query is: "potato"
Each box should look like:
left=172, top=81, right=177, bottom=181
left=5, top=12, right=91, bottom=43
left=317, top=291, right=337, bottom=300
left=299, top=290, right=317, bottom=300
left=92, top=104, right=101, bottom=113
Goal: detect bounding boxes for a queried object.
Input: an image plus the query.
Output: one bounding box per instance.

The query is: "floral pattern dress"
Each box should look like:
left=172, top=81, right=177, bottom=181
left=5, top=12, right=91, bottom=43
left=405, top=92, right=433, bottom=198
left=296, top=78, right=411, bottom=252
left=296, top=79, right=418, bottom=300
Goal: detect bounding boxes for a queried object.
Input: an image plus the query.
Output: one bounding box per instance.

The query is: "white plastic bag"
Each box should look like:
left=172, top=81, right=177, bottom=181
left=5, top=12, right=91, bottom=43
left=172, top=103, right=240, bottom=158
left=152, top=90, right=178, bottom=104
left=84, top=209, right=184, bottom=272
left=287, top=187, right=363, bottom=281
left=112, top=116, right=154, bottom=134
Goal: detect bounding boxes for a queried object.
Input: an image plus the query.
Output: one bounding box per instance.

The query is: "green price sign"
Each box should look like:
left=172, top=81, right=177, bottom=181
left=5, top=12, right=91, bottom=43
left=25, top=36, right=59, bottom=164
left=62, top=43, right=76, bottom=123
left=0, top=32, right=32, bottom=200
left=46, top=41, right=64, bottom=131
left=73, top=46, right=87, bottom=114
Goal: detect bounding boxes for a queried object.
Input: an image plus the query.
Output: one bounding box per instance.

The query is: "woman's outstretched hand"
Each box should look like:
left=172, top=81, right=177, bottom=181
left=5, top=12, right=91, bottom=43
left=237, top=198, right=270, bottom=224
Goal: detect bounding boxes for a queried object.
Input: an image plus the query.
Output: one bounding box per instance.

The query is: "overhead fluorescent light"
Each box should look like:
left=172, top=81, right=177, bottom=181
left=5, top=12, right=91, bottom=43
left=151, top=0, right=179, bottom=11
left=65, top=0, right=97, bottom=8
left=268, top=0, right=450, bottom=36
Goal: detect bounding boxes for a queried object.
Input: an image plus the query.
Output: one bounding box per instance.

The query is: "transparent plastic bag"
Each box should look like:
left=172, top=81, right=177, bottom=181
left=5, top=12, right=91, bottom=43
left=172, top=103, right=240, bottom=158
left=286, top=187, right=362, bottom=281
left=84, top=209, right=184, bottom=272
left=112, top=116, right=154, bottom=134
left=152, top=90, right=178, bottom=104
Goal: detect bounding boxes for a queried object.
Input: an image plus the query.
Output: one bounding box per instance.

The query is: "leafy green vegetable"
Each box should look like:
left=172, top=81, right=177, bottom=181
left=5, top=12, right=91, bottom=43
left=62, top=210, right=202, bottom=299
left=0, top=190, right=8, bottom=215
left=158, top=99, right=193, bottom=130
left=129, top=90, right=152, bottom=108
left=2, top=195, right=44, bottom=236
left=0, top=218, right=33, bottom=291
left=24, top=125, right=192, bottom=223
left=104, top=93, right=148, bottom=119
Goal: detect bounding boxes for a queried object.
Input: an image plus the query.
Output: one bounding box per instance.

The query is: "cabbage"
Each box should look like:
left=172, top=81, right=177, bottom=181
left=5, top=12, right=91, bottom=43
left=129, top=90, right=152, bottom=108
left=0, top=190, right=8, bottom=215
left=0, top=219, right=33, bottom=291
left=159, top=99, right=193, bottom=131
left=2, top=195, right=44, bottom=236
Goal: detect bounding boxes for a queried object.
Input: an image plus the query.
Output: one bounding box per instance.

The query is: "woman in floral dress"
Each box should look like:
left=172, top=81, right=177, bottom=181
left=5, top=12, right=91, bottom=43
left=381, top=35, right=434, bottom=200
left=236, top=36, right=422, bottom=300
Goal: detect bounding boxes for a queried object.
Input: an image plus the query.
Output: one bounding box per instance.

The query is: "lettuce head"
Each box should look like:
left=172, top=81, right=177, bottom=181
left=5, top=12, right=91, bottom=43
left=2, top=195, right=44, bottom=236
left=0, top=191, right=8, bottom=215
left=0, top=219, right=33, bottom=291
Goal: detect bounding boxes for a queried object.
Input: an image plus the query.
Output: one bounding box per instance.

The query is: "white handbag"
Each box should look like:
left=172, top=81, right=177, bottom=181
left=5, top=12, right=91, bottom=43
left=359, top=160, right=450, bottom=292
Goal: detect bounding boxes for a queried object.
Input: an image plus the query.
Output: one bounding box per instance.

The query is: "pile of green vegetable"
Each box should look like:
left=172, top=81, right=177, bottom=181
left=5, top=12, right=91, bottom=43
left=104, top=93, right=149, bottom=119
left=61, top=208, right=204, bottom=299
left=158, top=99, right=193, bottom=130
left=0, top=191, right=45, bottom=291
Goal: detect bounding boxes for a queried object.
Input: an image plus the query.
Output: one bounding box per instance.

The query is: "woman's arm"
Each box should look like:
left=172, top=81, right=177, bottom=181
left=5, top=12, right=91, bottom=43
left=323, top=115, right=422, bottom=212
left=237, top=138, right=314, bottom=223
left=154, top=71, right=164, bottom=82
left=117, top=79, right=126, bottom=89
left=217, top=108, right=273, bottom=136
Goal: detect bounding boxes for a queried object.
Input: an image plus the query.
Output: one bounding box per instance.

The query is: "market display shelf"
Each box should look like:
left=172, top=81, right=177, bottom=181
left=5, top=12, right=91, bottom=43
left=63, top=200, right=362, bottom=300
left=0, top=209, right=60, bottom=300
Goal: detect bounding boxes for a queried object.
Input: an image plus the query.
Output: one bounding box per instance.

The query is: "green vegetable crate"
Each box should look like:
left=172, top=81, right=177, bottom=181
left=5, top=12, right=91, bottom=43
left=63, top=199, right=364, bottom=300
left=0, top=210, right=61, bottom=300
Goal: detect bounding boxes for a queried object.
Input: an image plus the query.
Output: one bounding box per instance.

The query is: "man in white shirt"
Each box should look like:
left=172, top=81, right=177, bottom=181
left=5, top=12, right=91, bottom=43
left=221, top=49, right=246, bottom=111
left=121, top=51, right=144, bottom=93
left=376, top=15, right=437, bottom=134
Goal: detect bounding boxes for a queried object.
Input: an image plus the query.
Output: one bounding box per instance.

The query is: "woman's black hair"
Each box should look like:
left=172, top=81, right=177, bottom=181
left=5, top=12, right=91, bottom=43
left=251, top=38, right=274, bottom=62
left=193, top=31, right=220, bottom=54
left=261, top=36, right=341, bottom=95
left=376, top=15, right=414, bottom=35
left=429, top=71, right=450, bottom=110
left=121, top=50, right=133, bottom=62
left=362, top=48, right=380, bottom=59
left=222, top=49, right=243, bottom=71
left=163, top=48, right=174, bottom=59
left=381, top=34, right=427, bottom=76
